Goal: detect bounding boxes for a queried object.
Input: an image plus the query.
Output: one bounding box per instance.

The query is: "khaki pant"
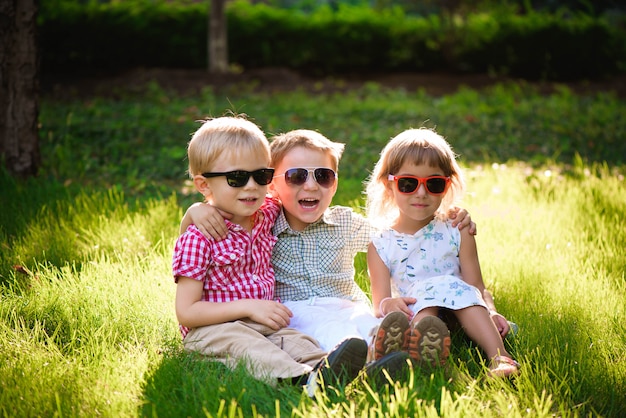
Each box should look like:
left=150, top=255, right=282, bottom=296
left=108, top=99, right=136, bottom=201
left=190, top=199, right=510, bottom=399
left=183, top=319, right=326, bottom=380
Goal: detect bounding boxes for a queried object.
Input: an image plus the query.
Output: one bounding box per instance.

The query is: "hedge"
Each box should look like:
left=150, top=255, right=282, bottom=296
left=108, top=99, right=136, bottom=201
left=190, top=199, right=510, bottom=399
left=38, top=0, right=626, bottom=80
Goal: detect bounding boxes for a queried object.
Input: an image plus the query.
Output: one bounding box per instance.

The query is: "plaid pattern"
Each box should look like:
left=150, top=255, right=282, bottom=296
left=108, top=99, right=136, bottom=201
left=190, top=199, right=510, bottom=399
left=173, top=197, right=280, bottom=338
left=272, top=205, right=376, bottom=303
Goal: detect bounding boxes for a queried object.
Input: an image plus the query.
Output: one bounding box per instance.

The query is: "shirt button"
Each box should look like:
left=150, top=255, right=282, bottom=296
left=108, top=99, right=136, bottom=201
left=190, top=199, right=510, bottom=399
left=229, top=254, right=236, bottom=260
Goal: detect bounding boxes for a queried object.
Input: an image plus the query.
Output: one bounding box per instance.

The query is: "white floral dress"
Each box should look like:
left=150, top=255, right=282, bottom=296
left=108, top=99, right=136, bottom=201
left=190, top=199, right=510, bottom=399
left=372, top=218, right=487, bottom=314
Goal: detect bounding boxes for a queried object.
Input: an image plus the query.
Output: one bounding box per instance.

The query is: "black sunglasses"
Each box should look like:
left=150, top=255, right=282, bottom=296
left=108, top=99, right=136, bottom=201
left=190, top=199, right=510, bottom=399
left=202, top=168, right=275, bottom=187
left=275, top=167, right=337, bottom=188
left=388, top=174, right=450, bottom=195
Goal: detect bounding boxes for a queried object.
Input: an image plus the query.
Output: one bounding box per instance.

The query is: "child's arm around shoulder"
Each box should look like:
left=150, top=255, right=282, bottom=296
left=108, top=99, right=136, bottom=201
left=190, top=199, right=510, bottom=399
left=180, top=202, right=232, bottom=239
left=447, top=206, right=477, bottom=235
left=175, top=276, right=293, bottom=331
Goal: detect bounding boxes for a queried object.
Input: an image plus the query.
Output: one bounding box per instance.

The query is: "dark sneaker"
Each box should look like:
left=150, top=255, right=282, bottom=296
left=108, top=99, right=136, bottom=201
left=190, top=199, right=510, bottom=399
left=365, top=351, right=412, bottom=386
left=407, top=315, right=451, bottom=367
left=372, top=311, right=410, bottom=360
left=306, top=337, right=367, bottom=396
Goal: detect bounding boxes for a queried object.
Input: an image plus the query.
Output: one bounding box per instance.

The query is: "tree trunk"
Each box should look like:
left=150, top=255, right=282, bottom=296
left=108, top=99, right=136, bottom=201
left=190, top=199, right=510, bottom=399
left=208, top=0, right=229, bottom=74
left=0, top=0, right=40, bottom=178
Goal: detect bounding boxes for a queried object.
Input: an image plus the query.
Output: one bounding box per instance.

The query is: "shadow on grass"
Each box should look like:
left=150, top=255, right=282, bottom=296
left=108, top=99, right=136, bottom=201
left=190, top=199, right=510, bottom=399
left=139, top=348, right=304, bottom=417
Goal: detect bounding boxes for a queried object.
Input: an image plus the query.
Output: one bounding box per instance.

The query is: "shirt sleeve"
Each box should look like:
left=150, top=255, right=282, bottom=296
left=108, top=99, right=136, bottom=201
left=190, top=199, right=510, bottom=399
left=351, top=209, right=377, bottom=253
left=172, top=226, right=212, bottom=283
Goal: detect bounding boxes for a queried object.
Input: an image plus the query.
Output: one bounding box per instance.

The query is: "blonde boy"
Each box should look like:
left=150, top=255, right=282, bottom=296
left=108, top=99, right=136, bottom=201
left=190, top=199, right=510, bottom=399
left=173, top=118, right=366, bottom=389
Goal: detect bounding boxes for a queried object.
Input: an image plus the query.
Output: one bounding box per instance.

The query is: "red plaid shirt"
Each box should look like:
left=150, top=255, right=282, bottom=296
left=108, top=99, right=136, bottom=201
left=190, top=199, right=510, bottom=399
left=173, top=196, right=280, bottom=338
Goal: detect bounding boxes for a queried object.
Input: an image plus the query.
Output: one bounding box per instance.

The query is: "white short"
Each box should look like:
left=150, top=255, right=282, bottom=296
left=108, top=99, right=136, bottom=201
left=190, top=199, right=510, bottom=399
left=283, top=297, right=381, bottom=351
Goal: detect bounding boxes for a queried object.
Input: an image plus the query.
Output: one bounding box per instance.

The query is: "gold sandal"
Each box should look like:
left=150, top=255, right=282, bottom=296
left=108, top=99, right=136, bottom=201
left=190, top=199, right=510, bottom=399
left=488, top=355, right=520, bottom=377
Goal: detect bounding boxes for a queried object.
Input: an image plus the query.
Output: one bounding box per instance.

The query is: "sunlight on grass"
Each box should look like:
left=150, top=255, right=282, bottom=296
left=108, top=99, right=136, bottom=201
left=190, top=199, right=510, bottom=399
left=1, top=161, right=624, bottom=417
left=0, top=193, right=181, bottom=417
left=2, top=81, right=626, bottom=416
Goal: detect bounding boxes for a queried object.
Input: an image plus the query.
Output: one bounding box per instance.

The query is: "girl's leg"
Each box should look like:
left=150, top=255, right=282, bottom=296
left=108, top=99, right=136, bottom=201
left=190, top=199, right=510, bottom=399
left=411, top=306, right=438, bottom=323
left=454, top=306, right=509, bottom=359
left=454, top=306, right=519, bottom=377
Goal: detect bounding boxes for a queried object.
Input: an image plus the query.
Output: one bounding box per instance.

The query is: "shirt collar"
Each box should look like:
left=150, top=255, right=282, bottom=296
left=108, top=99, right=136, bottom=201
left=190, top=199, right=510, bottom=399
left=272, top=207, right=339, bottom=235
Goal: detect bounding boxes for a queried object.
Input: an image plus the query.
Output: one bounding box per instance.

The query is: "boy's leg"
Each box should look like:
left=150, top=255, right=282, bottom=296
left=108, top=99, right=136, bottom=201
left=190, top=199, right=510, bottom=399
left=284, top=298, right=380, bottom=351
left=184, top=321, right=316, bottom=380
left=266, top=325, right=328, bottom=368
left=270, top=327, right=368, bottom=385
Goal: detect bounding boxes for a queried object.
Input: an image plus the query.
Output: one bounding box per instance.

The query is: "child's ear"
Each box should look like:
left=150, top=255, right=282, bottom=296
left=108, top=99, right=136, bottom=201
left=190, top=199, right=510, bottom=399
left=193, top=175, right=212, bottom=198
left=268, top=182, right=279, bottom=198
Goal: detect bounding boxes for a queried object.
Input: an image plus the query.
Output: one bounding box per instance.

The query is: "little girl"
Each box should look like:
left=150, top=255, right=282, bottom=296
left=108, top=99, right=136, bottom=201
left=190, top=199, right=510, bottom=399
left=364, top=128, right=519, bottom=377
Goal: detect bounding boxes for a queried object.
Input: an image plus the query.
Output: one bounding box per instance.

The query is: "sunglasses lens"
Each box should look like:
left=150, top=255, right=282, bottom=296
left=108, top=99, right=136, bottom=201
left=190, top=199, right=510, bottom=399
left=225, top=171, right=250, bottom=187
left=426, top=177, right=447, bottom=194
left=284, top=168, right=309, bottom=186
left=252, top=169, right=275, bottom=185
left=223, top=170, right=274, bottom=187
left=397, top=177, right=419, bottom=193
left=314, top=168, right=336, bottom=188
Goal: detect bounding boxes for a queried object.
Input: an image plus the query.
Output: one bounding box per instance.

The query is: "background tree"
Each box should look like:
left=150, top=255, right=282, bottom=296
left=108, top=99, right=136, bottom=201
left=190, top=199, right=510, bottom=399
left=208, top=0, right=229, bottom=73
left=0, top=0, right=40, bottom=178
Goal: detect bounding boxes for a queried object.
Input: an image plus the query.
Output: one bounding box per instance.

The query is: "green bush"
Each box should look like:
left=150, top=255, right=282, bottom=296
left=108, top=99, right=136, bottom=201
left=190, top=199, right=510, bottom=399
left=459, top=11, right=622, bottom=79
left=38, top=0, right=626, bottom=80
left=39, top=1, right=207, bottom=71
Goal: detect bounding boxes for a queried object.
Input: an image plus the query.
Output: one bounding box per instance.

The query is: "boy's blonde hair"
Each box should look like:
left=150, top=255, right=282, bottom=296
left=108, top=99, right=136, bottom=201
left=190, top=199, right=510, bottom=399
left=187, top=116, right=270, bottom=177
left=270, top=129, right=345, bottom=171
left=365, top=128, right=465, bottom=225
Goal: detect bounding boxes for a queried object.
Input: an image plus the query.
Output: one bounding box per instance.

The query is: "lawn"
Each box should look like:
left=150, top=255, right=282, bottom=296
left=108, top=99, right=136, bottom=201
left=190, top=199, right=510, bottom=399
left=0, top=79, right=625, bottom=417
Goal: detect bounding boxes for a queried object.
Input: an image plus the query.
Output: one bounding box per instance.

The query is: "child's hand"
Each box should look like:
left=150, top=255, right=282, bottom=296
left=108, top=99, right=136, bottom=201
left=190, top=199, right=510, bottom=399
left=489, top=311, right=510, bottom=338
left=182, top=202, right=232, bottom=239
left=248, top=300, right=293, bottom=331
left=448, top=206, right=477, bottom=235
left=380, top=296, right=417, bottom=319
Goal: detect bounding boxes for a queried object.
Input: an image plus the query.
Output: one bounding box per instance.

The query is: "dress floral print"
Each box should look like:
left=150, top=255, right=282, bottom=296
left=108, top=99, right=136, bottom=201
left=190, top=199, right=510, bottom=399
left=372, top=218, right=487, bottom=314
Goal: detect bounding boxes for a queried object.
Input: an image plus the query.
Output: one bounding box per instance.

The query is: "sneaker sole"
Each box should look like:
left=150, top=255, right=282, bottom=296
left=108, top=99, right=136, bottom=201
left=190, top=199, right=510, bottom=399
left=408, top=315, right=451, bottom=366
left=373, top=311, right=410, bottom=360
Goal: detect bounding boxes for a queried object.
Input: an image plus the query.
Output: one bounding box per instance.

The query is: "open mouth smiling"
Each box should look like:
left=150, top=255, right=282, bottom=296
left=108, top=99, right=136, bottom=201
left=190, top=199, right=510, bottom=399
left=299, top=198, right=319, bottom=208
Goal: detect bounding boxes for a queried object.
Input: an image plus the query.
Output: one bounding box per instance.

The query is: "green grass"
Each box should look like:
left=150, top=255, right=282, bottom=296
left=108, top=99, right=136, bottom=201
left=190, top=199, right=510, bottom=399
left=1, top=81, right=625, bottom=417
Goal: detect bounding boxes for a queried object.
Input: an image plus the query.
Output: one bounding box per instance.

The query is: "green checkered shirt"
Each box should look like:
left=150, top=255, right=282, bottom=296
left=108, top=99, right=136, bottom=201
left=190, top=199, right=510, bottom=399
left=271, top=205, right=375, bottom=304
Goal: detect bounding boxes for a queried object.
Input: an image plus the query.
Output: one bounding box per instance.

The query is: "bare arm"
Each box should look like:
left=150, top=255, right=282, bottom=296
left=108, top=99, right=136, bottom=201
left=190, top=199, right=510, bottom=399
left=180, top=202, right=231, bottom=239
left=458, top=228, right=510, bottom=337
left=175, top=276, right=293, bottom=330
left=367, top=242, right=416, bottom=318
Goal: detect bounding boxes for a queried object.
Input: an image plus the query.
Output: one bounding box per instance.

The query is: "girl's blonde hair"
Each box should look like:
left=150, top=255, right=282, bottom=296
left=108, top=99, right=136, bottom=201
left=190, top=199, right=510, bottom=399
left=365, top=128, right=465, bottom=226
left=187, top=116, right=270, bottom=177
left=269, top=129, right=345, bottom=171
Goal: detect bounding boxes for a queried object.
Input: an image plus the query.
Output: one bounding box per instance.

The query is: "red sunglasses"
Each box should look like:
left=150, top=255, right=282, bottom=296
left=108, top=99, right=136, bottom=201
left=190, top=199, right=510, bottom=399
left=388, top=174, right=450, bottom=195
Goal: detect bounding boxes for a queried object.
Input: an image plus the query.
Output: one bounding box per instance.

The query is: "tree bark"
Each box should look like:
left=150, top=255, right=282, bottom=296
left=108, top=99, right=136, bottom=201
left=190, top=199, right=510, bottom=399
left=0, top=0, right=40, bottom=178
left=208, top=0, right=229, bottom=74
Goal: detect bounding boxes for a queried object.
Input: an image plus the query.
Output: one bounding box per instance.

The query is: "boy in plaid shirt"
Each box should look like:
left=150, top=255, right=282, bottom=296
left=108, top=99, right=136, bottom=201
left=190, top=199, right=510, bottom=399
left=173, top=117, right=367, bottom=391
